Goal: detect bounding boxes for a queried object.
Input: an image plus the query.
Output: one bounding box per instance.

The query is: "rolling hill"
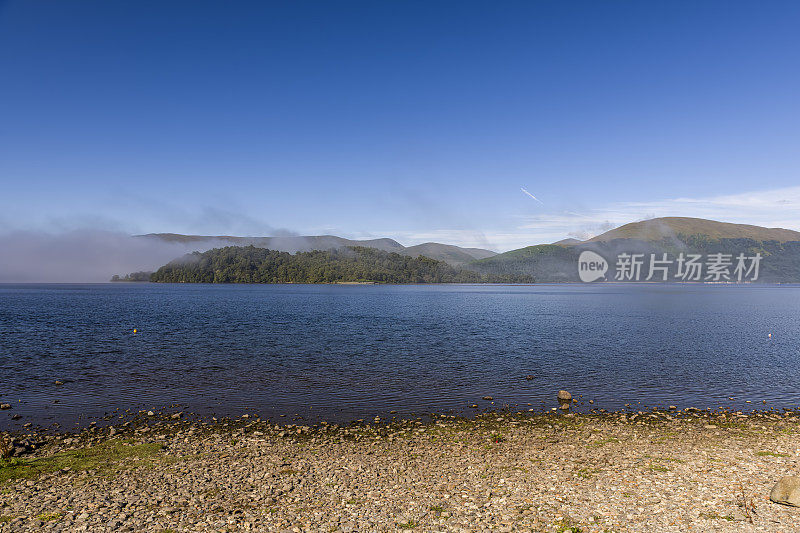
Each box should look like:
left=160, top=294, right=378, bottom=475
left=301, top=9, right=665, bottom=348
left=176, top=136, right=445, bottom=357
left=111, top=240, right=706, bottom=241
left=403, top=242, right=496, bottom=266
left=588, top=217, right=800, bottom=243
left=140, top=233, right=496, bottom=266
left=470, top=217, right=800, bottom=283
left=552, top=238, right=582, bottom=246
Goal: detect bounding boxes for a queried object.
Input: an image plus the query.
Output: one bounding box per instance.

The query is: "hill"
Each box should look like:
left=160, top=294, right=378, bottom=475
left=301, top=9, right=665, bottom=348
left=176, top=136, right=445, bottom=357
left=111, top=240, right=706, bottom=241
left=588, top=217, right=800, bottom=243
left=403, top=242, right=495, bottom=266
left=552, top=238, right=582, bottom=246
left=471, top=217, right=800, bottom=282
left=150, top=246, right=530, bottom=284
left=141, top=233, right=496, bottom=266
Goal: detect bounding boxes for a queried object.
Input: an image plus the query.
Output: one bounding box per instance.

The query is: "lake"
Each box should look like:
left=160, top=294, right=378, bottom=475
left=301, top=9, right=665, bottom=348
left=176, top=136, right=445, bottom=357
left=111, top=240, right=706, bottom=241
left=1, top=283, right=799, bottom=431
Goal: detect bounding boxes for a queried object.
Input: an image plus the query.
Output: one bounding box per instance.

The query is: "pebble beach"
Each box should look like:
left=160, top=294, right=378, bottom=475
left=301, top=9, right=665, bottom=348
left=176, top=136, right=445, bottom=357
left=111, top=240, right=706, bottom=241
left=2, top=408, right=800, bottom=532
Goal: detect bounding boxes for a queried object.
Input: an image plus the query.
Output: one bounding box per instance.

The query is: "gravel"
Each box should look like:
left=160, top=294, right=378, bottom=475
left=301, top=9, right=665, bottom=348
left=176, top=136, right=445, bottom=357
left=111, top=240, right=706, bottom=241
left=2, top=410, right=800, bottom=531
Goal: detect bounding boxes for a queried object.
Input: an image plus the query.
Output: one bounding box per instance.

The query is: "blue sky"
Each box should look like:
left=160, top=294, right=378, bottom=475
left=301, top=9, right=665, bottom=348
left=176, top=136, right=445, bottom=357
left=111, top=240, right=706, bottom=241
left=1, top=1, right=799, bottom=251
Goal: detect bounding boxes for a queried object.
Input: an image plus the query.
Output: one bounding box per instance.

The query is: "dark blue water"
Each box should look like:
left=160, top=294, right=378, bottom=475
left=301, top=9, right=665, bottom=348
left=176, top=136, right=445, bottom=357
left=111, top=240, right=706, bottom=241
left=1, top=283, right=799, bottom=431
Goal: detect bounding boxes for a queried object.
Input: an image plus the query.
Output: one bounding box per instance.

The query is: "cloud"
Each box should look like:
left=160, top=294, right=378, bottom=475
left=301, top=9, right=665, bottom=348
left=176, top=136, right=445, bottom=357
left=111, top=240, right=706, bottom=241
left=389, top=185, right=800, bottom=251
left=516, top=185, right=800, bottom=245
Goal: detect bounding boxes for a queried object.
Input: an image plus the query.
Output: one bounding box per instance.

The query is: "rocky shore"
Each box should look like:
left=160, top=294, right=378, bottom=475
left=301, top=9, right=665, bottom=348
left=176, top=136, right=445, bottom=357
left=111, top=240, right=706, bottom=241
left=2, top=408, right=800, bottom=532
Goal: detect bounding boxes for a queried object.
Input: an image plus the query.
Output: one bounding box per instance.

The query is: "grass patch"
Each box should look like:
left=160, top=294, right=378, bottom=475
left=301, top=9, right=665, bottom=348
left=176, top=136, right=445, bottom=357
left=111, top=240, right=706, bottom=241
left=35, top=512, right=62, bottom=521
left=556, top=524, right=582, bottom=533
left=430, top=505, right=445, bottom=513
left=647, top=455, right=684, bottom=463
left=756, top=451, right=789, bottom=457
left=699, top=512, right=734, bottom=521
left=587, top=437, right=619, bottom=448
left=398, top=519, right=419, bottom=528
left=575, top=467, right=600, bottom=479
left=0, top=440, right=164, bottom=484
left=0, top=516, right=12, bottom=523
left=647, top=464, right=669, bottom=473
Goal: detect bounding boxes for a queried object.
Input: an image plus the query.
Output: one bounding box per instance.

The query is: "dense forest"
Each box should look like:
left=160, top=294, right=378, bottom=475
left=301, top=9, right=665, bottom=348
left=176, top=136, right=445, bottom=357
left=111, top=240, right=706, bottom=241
left=150, top=246, right=532, bottom=284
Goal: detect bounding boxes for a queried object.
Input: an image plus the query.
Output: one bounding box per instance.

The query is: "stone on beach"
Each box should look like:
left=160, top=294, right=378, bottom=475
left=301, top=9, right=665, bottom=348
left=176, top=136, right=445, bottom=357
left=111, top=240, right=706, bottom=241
left=770, top=476, right=800, bottom=507
left=558, top=390, right=572, bottom=411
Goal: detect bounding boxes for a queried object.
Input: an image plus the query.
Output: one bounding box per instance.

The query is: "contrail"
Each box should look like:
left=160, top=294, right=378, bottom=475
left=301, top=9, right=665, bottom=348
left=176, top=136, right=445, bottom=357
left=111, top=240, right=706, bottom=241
left=520, top=187, right=543, bottom=204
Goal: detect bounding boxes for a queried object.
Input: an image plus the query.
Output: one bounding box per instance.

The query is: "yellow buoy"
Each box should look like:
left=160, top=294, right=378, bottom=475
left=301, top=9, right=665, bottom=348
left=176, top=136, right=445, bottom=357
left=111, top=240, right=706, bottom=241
left=768, top=333, right=772, bottom=338
left=133, top=329, right=138, bottom=334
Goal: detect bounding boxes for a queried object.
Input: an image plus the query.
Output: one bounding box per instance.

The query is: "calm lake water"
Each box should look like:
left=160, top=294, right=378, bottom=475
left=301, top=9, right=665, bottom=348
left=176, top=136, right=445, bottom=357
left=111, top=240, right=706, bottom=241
left=1, top=283, right=799, bottom=431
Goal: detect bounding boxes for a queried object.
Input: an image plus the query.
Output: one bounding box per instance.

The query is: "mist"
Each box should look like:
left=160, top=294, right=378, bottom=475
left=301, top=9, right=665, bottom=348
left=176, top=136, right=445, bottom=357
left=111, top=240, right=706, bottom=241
left=0, top=230, right=229, bottom=283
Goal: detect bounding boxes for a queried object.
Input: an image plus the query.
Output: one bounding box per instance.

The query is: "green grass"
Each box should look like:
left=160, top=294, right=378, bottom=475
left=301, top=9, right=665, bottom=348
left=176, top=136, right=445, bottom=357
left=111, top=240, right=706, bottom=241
left=575, top=467, right=600, bottom=479
left=587, top=437, right=619, bottom=448
left=0, top=440, right=164, bottom=483
left=430, top=505, right=445, bottom=513
left=0, top=516, right=12, bottom=523
left=35, top=512, right=63, bottom=521
left=398, top=519, right=419, bottom=528
left=647, top=464, right=669, bottom=473
left=756, top=451, right=789, bottom=457
left=699, top=512, right=734, bottom=521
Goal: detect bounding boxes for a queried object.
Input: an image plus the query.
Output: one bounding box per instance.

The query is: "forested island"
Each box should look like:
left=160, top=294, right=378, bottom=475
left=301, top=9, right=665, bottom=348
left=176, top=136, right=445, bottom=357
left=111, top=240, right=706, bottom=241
left=150, top=246, right=532, bottom=284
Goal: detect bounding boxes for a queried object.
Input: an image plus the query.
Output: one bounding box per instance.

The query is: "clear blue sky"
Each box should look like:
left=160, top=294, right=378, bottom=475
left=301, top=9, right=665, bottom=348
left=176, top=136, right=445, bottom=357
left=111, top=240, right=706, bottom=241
left=1, top=0, right=799, bottom=250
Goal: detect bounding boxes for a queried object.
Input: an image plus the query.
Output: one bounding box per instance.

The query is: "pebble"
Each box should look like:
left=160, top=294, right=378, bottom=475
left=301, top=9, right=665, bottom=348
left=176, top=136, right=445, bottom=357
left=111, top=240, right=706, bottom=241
left=2, top=409, right=799, bottom=531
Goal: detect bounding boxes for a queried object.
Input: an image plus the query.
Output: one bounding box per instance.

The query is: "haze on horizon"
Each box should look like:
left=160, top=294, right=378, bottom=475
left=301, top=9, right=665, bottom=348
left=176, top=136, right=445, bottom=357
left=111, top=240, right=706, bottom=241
left=2, top=1, right=800, bottom=255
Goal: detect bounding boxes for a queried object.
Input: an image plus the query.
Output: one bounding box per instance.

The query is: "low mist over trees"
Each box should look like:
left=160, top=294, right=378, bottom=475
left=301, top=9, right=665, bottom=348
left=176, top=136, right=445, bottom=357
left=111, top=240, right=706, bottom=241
left=110, top=271, right=153, bottom=282
left=150, top=246, right=532, bottom=284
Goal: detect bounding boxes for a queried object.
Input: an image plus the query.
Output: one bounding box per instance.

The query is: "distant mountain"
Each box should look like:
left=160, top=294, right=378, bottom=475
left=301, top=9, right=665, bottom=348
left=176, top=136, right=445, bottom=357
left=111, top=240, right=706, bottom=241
left=141, top=233, right=405, bottom=253
left=588, top=217, right=800, bottom=243
left=471, top=217, right=800, bottom=283
left=552, top=238, right=582, bottom=246
left=403, top=242, right=496, bottom=266
left=141, top=233, right=496, bottom=266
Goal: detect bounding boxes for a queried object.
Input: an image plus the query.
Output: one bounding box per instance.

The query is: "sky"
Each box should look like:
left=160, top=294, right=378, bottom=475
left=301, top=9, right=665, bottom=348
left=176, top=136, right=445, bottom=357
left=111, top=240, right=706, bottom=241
left=1, top=0, right=800, bottom=251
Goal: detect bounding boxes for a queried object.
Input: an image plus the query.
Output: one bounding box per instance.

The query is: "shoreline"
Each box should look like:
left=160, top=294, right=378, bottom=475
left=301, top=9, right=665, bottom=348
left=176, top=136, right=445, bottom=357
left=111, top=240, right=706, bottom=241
left=3, top=409, right=800, bottom=531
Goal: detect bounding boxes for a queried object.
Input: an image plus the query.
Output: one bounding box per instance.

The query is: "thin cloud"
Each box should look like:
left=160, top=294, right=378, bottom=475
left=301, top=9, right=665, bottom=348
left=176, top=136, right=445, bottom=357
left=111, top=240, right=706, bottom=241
left=518, top=185, right=800, bottom=245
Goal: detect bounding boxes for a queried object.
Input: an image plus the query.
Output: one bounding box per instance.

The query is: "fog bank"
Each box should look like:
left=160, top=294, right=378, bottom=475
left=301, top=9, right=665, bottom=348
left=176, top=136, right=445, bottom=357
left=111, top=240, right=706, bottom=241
left=0, top=230, right=226, bottom=283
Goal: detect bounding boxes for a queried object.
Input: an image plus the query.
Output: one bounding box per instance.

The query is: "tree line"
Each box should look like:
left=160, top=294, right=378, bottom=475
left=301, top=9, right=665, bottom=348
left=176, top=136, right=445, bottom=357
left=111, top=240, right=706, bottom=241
left=149, top=246, right=533, bottom=284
